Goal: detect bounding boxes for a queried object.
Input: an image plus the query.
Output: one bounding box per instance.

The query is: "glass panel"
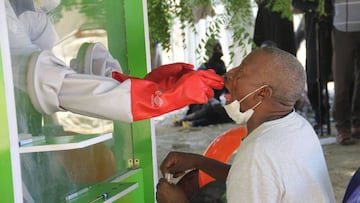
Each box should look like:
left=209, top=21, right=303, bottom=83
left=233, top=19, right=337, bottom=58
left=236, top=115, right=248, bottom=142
left=6, top=0, right=135, bottom=201
left=50, top=0, right=110, bottom=136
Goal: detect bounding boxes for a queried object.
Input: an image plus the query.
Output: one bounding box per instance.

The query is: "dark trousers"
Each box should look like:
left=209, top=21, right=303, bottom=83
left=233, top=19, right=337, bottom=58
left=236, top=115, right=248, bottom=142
left=332, top=29, right=360, bottom=131
left=305, top=12, right=333, bottom=125
left=253, top=3, right=296, bottom=56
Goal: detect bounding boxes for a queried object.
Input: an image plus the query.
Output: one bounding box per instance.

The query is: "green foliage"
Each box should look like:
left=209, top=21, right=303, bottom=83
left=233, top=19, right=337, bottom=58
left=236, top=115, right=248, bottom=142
left=262, top=0, right=293, bottom=20
left=147, top=0, right=327, bottom=64
left=147, top=0, right=174, bottom=50
left=147, top=0, right=200, bottom=51
left=148, top=0, right=255, bottom=63
left=50, top=0, right=106, bottom=30
left=196, top=15, right=223, bottom=62
left=317, top=0, right=326, bottom=16
left=219, top=0, right=254, bottom=62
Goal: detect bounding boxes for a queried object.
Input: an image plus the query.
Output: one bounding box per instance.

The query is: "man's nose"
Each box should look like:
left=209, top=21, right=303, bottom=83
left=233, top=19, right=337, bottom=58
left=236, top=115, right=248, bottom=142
left=224, top=75, right=231, bottom=91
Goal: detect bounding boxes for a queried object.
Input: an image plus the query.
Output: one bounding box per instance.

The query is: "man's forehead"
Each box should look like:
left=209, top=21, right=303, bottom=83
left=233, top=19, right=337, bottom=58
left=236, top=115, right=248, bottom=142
left=227, top=51, right=266, bottom=74
left=228, top=65, right=241, bottom=72
left=229, top=62, right=252, bottom=75
left=227, top=65, right=242, bottom=78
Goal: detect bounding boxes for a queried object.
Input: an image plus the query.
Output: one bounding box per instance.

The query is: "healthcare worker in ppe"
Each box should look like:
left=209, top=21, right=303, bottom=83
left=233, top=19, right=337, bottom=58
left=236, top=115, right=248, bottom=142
left=5, top=0, right=224, bottom=123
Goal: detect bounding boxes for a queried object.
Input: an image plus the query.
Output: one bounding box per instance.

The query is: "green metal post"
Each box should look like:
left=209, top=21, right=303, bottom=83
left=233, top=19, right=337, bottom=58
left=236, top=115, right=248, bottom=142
left=106, top=0, right=155, bottom=202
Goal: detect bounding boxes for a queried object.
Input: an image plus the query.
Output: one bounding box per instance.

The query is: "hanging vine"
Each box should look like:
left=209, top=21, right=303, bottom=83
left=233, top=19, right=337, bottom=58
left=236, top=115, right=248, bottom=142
left=147, top=0, right=325, bottom=63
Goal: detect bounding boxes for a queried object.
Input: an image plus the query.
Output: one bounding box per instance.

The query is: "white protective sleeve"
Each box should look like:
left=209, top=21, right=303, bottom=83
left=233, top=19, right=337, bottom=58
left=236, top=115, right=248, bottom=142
left=19, top=11, right=59, bottom=50
left=27, top=50, right=134, bottom=122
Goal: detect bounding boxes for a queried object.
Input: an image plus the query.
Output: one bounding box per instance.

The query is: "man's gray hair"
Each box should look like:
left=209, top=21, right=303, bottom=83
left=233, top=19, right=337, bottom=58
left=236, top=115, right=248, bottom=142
left=260, top=47, right=306, bottom=105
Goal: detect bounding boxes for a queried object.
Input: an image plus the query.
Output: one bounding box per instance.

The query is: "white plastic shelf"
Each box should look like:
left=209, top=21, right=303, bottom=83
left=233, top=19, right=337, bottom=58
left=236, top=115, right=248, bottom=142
left=65, top=182, right=138, bottom=203
left=19, top=133, right=112, bottom=153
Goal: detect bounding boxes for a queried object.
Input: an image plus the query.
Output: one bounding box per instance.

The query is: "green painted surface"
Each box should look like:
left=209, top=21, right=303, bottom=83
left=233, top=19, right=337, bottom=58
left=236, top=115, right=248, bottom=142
left=106, top=1, right=155, bottom=202
left=66, top=182, right=137, bottom=202
left=131, top=120, right=154, bottom=201
left=0, top=46, right=15, bottom=202
left=114, top=169, right=145, bottom=203
left=59, top=169, right=144, bottom=203
left=2, top=0, right=154, bottom=202
left=123, top=1, right=155, bottom=201
left=105, top=1, right=129, bottom=75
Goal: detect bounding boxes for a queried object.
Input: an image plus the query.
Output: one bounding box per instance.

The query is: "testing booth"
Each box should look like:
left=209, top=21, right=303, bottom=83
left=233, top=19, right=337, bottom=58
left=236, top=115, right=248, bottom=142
left=0, top=0, right=157, bottom=202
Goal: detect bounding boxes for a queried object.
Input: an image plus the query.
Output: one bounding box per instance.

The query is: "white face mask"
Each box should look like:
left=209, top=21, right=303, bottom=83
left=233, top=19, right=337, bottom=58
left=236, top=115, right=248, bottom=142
left=224, top=85, right=267, bottom=125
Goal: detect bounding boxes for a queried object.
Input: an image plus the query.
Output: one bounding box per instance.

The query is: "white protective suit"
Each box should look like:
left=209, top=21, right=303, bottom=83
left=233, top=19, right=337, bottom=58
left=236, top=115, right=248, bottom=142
left=6, top=0, right=223, bottom=123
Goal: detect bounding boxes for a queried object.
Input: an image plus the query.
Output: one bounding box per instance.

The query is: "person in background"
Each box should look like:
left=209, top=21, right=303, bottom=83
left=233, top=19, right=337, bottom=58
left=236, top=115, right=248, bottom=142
left=292, top=0, right=333, bottom=135
left=156, top=47, right=335, bottom=203
left=253, top=1, right=297, bottom=55
left=332, top=0, right=360, bottom=145
left=175, top=39, right=233, bottom=127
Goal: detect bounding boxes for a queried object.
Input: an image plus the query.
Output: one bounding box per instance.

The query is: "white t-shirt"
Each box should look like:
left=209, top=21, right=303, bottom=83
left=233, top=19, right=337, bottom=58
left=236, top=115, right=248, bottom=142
left=226, top=111, right=335, bottom=203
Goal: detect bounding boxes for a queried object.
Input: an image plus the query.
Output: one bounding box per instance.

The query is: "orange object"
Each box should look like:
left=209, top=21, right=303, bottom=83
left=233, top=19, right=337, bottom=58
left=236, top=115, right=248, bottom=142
left=198, top=126, right=247, bottom=187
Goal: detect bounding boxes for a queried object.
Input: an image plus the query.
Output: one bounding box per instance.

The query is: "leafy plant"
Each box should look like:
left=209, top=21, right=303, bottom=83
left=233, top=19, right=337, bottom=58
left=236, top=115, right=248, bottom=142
left=147, top=0, right=325, bottom=64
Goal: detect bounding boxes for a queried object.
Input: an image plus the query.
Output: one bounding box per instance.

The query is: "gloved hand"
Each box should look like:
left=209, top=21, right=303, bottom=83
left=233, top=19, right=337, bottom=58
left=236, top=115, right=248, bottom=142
left=27, top=49, right=223, bottom=122
left=144, top=62, right=194, bottom=90
left=72, top=42, right=195, bottom=91
left=113, top=62, right=195, bottom=91
left=126, top=69, right=224, bottom=121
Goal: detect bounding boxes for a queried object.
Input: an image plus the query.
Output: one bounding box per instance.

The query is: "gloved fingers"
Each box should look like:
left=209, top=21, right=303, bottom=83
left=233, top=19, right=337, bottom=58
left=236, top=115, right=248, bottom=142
left=156, top=62, right=194, bottom=71
left=144, top=62, right=194, bottom=82
left=112, top=71, right=139, bottom=83
left=178, top=69, right=224, bottom=90
left=178, top=84, right=211, bottom=104
left=112, top=71, right=129, bottom=82
left=179, top=62, right=195, bottom=70
left=192, top=86, right=214, bottom=103
left=203, top=85, right=215, bottom=99
left=196, top=69, right=224, bottom=82
left=177, top=66, right=194, bottom=76
left=202, top=76, right=224, bottom=90
left=144, top=63, right=196, bottom=91
left=185, top=71, right=224, bottom=90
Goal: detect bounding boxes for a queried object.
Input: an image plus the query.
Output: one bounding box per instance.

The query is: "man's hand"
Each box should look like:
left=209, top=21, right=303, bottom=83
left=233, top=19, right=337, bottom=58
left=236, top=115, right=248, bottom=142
left=156, top=178, right=189, bottom=203
left=160, top=152, right=203, bottom=178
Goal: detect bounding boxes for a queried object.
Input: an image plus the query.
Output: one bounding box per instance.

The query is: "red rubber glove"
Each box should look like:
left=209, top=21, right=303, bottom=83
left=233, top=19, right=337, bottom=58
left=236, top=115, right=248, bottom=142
left=112, top=71, right=139, bottom=83
left=144, top=63, right=194, bottom=90
left=115, top=69, right=224, bottom=121
left=112, top=63, right=195, bottom=91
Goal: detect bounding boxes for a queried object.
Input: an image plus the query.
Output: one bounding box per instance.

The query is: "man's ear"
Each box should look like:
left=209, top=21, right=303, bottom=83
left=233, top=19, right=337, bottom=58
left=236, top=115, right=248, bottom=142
left=258, top=86, right=272, bottom=98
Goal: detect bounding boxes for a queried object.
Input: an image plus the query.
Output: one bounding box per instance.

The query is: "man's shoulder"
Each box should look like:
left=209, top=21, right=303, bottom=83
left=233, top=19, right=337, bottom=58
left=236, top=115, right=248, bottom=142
left=250, top=112, right=316, bottom=143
